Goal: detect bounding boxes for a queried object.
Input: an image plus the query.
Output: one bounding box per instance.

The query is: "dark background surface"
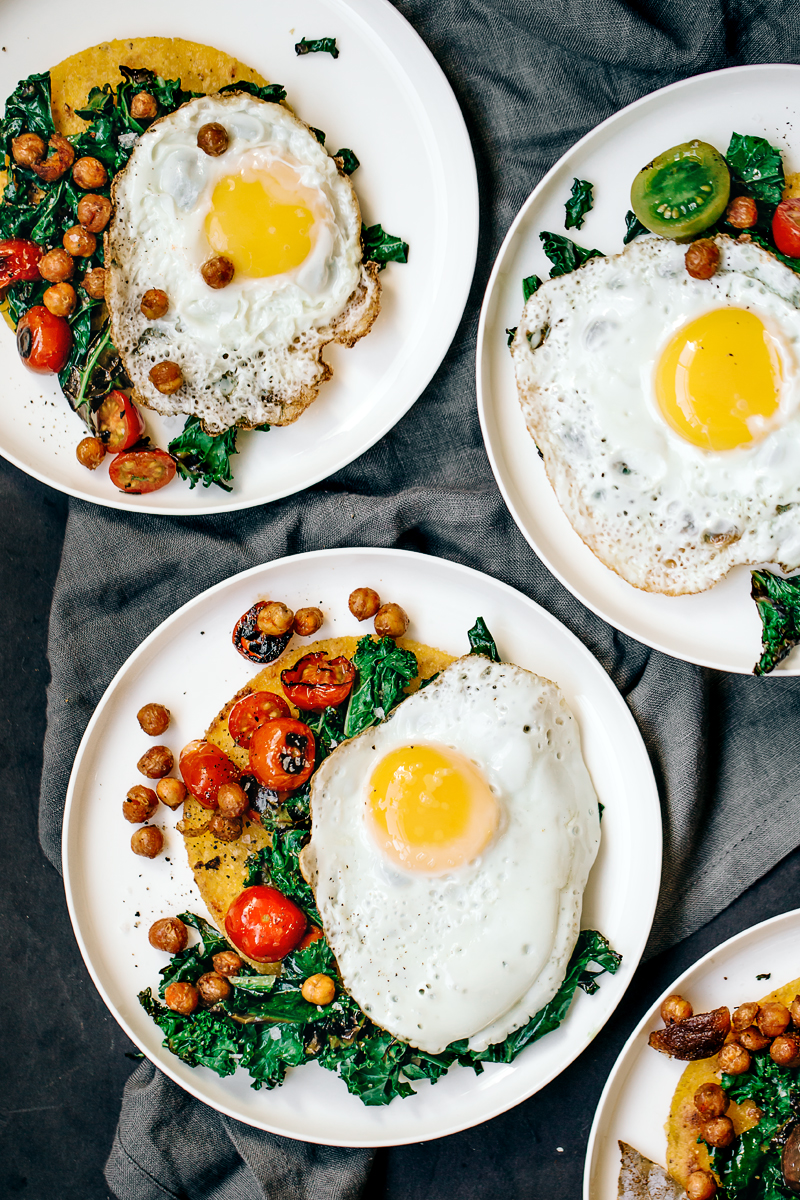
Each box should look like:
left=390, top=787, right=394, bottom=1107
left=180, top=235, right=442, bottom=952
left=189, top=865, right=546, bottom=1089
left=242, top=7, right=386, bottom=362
left=3, top=451, right=799, bottom=1199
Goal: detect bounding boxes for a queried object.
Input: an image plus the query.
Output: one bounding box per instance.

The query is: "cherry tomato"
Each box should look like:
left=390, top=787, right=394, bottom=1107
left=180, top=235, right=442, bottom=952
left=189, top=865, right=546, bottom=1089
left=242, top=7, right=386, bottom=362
left=630, top=140, right=730, bottom=239
left=109, top=448, right=176, bottom=494
left=180, top=741, right=240, bottom=809
left=16, top=305, right=72, bottom=373
left=298, top=924, right=324, bottom=951
left=0, top=238, right=43, bottom=287
left=249, top=717, right=315, bottom=791
left=772, top=198, right=800, bottom=258
left=224, top=885, right=307, bottom=962
left=228, top=691, right=291, bottom=748
left=281, top=652, right=356, bottom=711
left=232, top=600, right=293, bottom=665
left=96, top=390, right=145, bottom=453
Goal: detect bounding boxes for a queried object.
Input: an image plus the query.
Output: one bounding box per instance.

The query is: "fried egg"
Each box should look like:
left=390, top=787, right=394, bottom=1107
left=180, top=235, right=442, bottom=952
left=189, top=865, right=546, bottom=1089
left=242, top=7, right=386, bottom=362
left=511, top=235, right=800, bottom=594
left=303, top=655, right=600, bottom=1055
left=106, top=92, right=380, bottom=433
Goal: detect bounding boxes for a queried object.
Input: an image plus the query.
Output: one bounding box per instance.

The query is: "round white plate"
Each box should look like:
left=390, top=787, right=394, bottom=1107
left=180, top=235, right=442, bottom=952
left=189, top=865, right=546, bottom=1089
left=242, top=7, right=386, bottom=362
left=62, top=547, right=661, bottom=1146
left=0, top=0, right=477, bottom=514
left=477, top=64, right=800, bottom=675
left=584, top=907, right=800, bottom=1198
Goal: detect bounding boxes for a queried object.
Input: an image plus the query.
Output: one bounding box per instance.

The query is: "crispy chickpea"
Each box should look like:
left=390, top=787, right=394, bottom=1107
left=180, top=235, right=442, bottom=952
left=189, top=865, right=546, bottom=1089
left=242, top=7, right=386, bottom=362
left=131, top=91, right=158, bottom=121
left=256, top=601, right=294, bottom=636
left=76, top=436, right=106, bottom=470
left=201, top=255, right=235, bottom=289
left=212, top=951, right=243, bottom=977
left=771, top=1033, right=800, bottom=1067
left=11, top=132, right=46, bottom=167
left=137, top=702, right=171, bottom=736
left=81, top=267, right=106, bottom=299
left=374, top=602, right=409, bottom=639
left=137, top=745, right=174, bottom=779
left=63, top=225, right=97, bottom=258
left=685, top=239, right=720, bottom=281
left=33, top=134, right=74, bottom=182
left=149, top=361, right=183, bottom=394
left=758, top=1001, right=791, bottom=1038
left=164, top=981, right=199, bottom=1015
left=703, top=1117, right=735, bottom=1149
left=717, top=1041, right=751, bottom=1074
left=726, top=195, right=758, bottom=229
left=208, top=812, right=242, bottom=843
left=197, top=972, right=233, bottom=1005
left=301, top=973, right=336, bottom=1006
left=43, top=281, right=77, bottom=317
left=661, top=994, right=694, bottom=1024
left=737, top=1025, right=771, bottom=1052
left=73, top=156, right=108, bottom=190
left=349, top=587, right=380, bottom=621
left=217, top=782, right=249, bottom=819
left=732, top=1001, right=760, bottom=1032
left=77, top=194, right=113, bottom=234
left=131, top=826, right=164, bottom=858
left=197, top=122, right=229, bottom=157
left=38, top=247, right=74, bottom=283
left=156, top=777, right=187, bottom=810
left=293, top=607, right=324, bottom=637
left=140, top=288, right=169, bottom=320
left=148, top=917, right=188, bottom=954
left=694, top=1082, right=729, bottom=1119
left=123, top=784, right=159, bottom=823
left=686, top=1170, right=717, bottom=1200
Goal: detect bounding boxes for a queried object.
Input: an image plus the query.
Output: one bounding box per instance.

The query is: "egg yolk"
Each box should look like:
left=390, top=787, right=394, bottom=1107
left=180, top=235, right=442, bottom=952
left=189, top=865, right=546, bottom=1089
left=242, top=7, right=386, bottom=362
left=204, top=163, right=316, bottom=277
left=655, top=307, right=784, bottom=451
left=366, top=744, right=500, bottom=874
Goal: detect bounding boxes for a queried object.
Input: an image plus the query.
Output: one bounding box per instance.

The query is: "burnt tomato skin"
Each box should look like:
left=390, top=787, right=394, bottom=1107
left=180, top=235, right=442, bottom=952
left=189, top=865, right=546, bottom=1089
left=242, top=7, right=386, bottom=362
left=16, top=305, right=72, bottom=372
left=180, top=741, right=240, bottom=808
left=224, top=885, right=307, bottom=962
left=228, top=691, right=291, bottom=748
left=0, top=238, right=43, bottom=286
left=232, top=600, right=293, bottom=664
left=281, top=652, right=356, bottom=711
left=249, top=717, right=315, bottom=791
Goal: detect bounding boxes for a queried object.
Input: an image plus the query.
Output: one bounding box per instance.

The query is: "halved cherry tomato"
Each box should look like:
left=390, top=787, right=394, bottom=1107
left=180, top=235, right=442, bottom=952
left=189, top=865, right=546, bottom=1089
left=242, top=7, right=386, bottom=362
left=228, top=690, right=291, bottom=748
left=180, top=740, right=240, bottom=808
left=232, top=600, right=293, bottom=665
left=109, top=448, right=176, bottom=494
left=224, top=885, right=307, bottom=962
left=249, top=717, right=315, bottom=791
left=96, top=389, right=145, bottom=453
left=773, top=198, right=800, bottom=258
left=16, top=305, right=72, bottom=373
left=0, top=238, right=43, bottom=287
left=281, top=652, right=356, bottom=711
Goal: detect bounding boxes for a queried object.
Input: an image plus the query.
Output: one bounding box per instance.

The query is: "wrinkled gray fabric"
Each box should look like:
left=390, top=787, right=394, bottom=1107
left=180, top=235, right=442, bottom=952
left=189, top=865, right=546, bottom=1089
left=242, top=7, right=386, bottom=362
left=33, top=0, right=800, bottom=1196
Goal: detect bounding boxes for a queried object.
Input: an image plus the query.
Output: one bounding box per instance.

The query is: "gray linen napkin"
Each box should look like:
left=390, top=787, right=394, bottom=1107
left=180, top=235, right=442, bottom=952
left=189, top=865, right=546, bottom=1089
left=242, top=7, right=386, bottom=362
left=35, top=0, right=800, bottom=1195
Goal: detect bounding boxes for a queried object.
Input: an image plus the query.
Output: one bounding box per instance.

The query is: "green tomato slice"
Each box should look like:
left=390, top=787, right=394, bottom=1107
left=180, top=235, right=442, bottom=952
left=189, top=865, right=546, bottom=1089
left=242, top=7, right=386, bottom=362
left=630, top=140, right=730, bottom=239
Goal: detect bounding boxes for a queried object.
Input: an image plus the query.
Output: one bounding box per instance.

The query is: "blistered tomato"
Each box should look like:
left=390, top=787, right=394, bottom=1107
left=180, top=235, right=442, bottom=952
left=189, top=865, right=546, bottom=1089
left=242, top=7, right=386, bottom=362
left=281, top=652, right=356, bottom=711
left=0, top=238, right=43, bottom=286
left=96, top=390, right=145, bottom=453
left=16, top=305, right=72, bottom=373
left=228, top=690, right=291, bottom=748
left=180, top=740, right=240, bottom=808
left=249, top=717, right=315, bottom=791
left=224, top=885, right=307, bottom=962
left=773, top=198, right=800, bottom=258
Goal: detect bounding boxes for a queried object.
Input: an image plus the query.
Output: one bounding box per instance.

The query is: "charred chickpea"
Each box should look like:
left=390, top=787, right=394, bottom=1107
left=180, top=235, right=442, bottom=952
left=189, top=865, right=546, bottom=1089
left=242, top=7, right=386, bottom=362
left=123, top=785, right=159, bottom=823
left=137, top=745, right=174, bottom=779
left=685, top=1170, right=717, bottom=1200
left=694, top=1082, right=729, bottom=1119
left=76, top=436, right=106, bottom=470
left=717, top=1041, right=751, bottom=1074
left=732, top=1001, right=760, bottom=1032
left=349, top=587, right=380, bottom=622
left=38, top=247, right=74, bottom=283
left=256, top=601, right=294, bottom=637
left=137, top=702, right=171, bottom=736
left=212, top=951, right=243, bottom=977
left=771, top=1033, right=800, bottom=1067
left=77, top=194, right=113, bottom=234
left=131, top=826, right=164, bottom=858
left=207, top=812, right=242, bottom=843
left=63, top=225, right=96, bottom=258
left=301, top=973, right=336, bottom=1006
left=374, top=602, right=409, bottom=639
left=737, top=1025, right=772, bottom=1052
left=685, top=239, right=720, bottom=281
left=661, top=994, right=693, bottom=1024
left=293, top=607, right=324, bottom=637
left=726, top=195, right=758, bottom=229
left=33, top=134, right=74, bottom=182
left=130, top=91, right=158, bottom=121
left=197, top=122, right=229, bottom=157
left=43, top=282, right=77, bottom=317
left=217, top=782, right=249, bottom=819
left=73, top=156, right=108, bottom=190
left=11, top=132, right=46, bottom=167
left=140, top=288, right=169, bottom=320
left=758, top=1001, right=791, bottom=1038
left=703, top=1117, right=735, bottom=1149
left=201, top=255, right=235, bottom=289
left=148, top=917, right=188, bottom=954
left=156, top=777, right=187, bottom=810
left=164, top=981, right=199, bottom=1015
left=149, top=361, right=183, bottom=394
left=197, top=972, right=233, bottom=1005
left=82, top=267, right=106, bottom=299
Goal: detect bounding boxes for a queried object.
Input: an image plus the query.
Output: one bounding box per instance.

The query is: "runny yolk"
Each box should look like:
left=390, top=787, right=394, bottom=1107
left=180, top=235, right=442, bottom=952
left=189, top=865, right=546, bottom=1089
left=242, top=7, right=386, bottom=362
left=204, top=163, right=316, bottom=278
left=366, top=744, right=500, bottom=874
left=655, top=307, right=784, bottom=451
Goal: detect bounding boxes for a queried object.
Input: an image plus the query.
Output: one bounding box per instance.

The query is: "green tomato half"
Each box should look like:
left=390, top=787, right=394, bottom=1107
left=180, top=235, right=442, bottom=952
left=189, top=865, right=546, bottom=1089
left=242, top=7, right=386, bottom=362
left=630, top=140, right=731, bottom=239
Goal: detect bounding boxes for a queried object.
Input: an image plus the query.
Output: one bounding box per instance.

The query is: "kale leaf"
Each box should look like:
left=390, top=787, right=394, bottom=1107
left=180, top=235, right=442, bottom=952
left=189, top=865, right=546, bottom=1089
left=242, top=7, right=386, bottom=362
left=239, top=1022, right=308, bottom=1089
left=725, top=132, right=785, bottom=207
left=540, top=231, right=603, bottom=277
left=168, top=416, right=240, bottom=491
left=522, top=274, right=542, bottom=301
left=295, top=37, right=340, bottom=58
left=303, top=701, right=347, bottom=760
left=467, top=616, right=500, bottom=662
left=343, top=635, right=417, bottom=738
left=362, top=222, right=409, bottom=267
left=218, top=80, right=287, bottom=104
left=565, top=178, right=594, bottom=230
left=713, top=1053, right=800, bottom=1198
left=335, top=147, right=360, bottom=174
left=309, top=126, right=326, bottom=146
left=506, top=326, right=517, bottom=346
left=623, top=210, right=649, bottom=244
left=751, top=569, right=800, bottom=675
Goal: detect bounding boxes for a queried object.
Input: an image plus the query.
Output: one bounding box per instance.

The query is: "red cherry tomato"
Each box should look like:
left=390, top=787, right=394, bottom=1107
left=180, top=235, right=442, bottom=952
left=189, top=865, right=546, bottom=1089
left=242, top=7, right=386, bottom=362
left=0, top=238, right=43, bottom=287
left=109, top=448, right=176, bottom=494
left=225, top=885, right=307, bottom=962
left=249, top=717, right=315, bottom=791
left=96, top=390, right=145, bottom=453
left=773, top=198, right=800, bottom=258
left=179, top=741, right=240, bottom=808
left=297, top=924, right=324, bottom=951
left=16, top=305, right=72, bottom=373
left=228, top=691, right=291, bottom=748
left=281, top=652, right=356, bottom=711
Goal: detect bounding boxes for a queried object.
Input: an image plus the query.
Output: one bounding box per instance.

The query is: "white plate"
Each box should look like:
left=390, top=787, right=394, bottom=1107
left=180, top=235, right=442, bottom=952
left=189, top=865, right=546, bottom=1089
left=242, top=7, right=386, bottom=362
left=584, top=907, right=800, bottom=1198
left=0, top=0, right=477, bottom=514
left=62, top=547, right=661, bottom=1146
left=477, top=64, right=800, bottom=674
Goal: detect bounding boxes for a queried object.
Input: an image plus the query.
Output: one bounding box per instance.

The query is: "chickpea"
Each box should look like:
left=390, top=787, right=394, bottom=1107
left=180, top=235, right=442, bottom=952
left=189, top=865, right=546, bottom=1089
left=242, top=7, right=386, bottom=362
left=137, top=702, right=171, bottom=736
left=703, top=1116, right=735, bottom=1149
left=76, top=436, right=106, bottom=470
left=131, top=826, right=164, bottom=858
left=374, top=602, right=409, bottom=639
left=156, top=777, right=187, bottom=810
left=660, top=994, right=694, bottom=1024
left=726, top=195, right=758, bottom=229
left=140, top=288, right=169, bottom=320
left=123, top=784, right=159, bottom=823
left=197, top=122, right=229, bottom=157
left=217, top=781, right=249, bottom=818
left=148, top=917, right=188, bottom=954
left=11, top=132, right=46, bottom=167
left=256, top=601, right=294, bottom=637
left=758, top=1001, right=791, bottom=1038
left=72, top=156, right=108, bottom=190
left=349, top=587, right=380, bottom=622
left=38, top=247, right=74, bottom=283
left=164, top=981, right=199, bottom=1015
left=212, top=951, right=243, bottom=977
left=77, top=194, right=113, bottom=234
left=197, top=972, right=233, bottom=1005
left=293, top=607, right=324, bottom=637
left=130, top=91, right=158, bottom=121
left=737, top=1025, right=771, bottom=1052
left=771, top=1033, right=800, bottom=1067
left=732, top=1001, right=760, bottom=1032
left=685, top=1170, right=717, bottom=1200
left=694, top=1082, right=729, bottom=1119
left=208, top=812, right=242, bottom=843
left=43, top=282, right=77, bottom=317
left=301, top=973, right=336, bottom=1006
left=685, top=239, right=720, bottom=281
left=201, top=255, right=235, bottom=289
left=717, top=1041, right=751, bottom=1074
left=149, top=361, right=184, bottom=394
left=63, top=225, right=97, bottom=258
left=137, top=745, right=174, bottom=779
left=32, top=134, right=74, bottom=182
left=81, top=267, right=106, bottom=299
